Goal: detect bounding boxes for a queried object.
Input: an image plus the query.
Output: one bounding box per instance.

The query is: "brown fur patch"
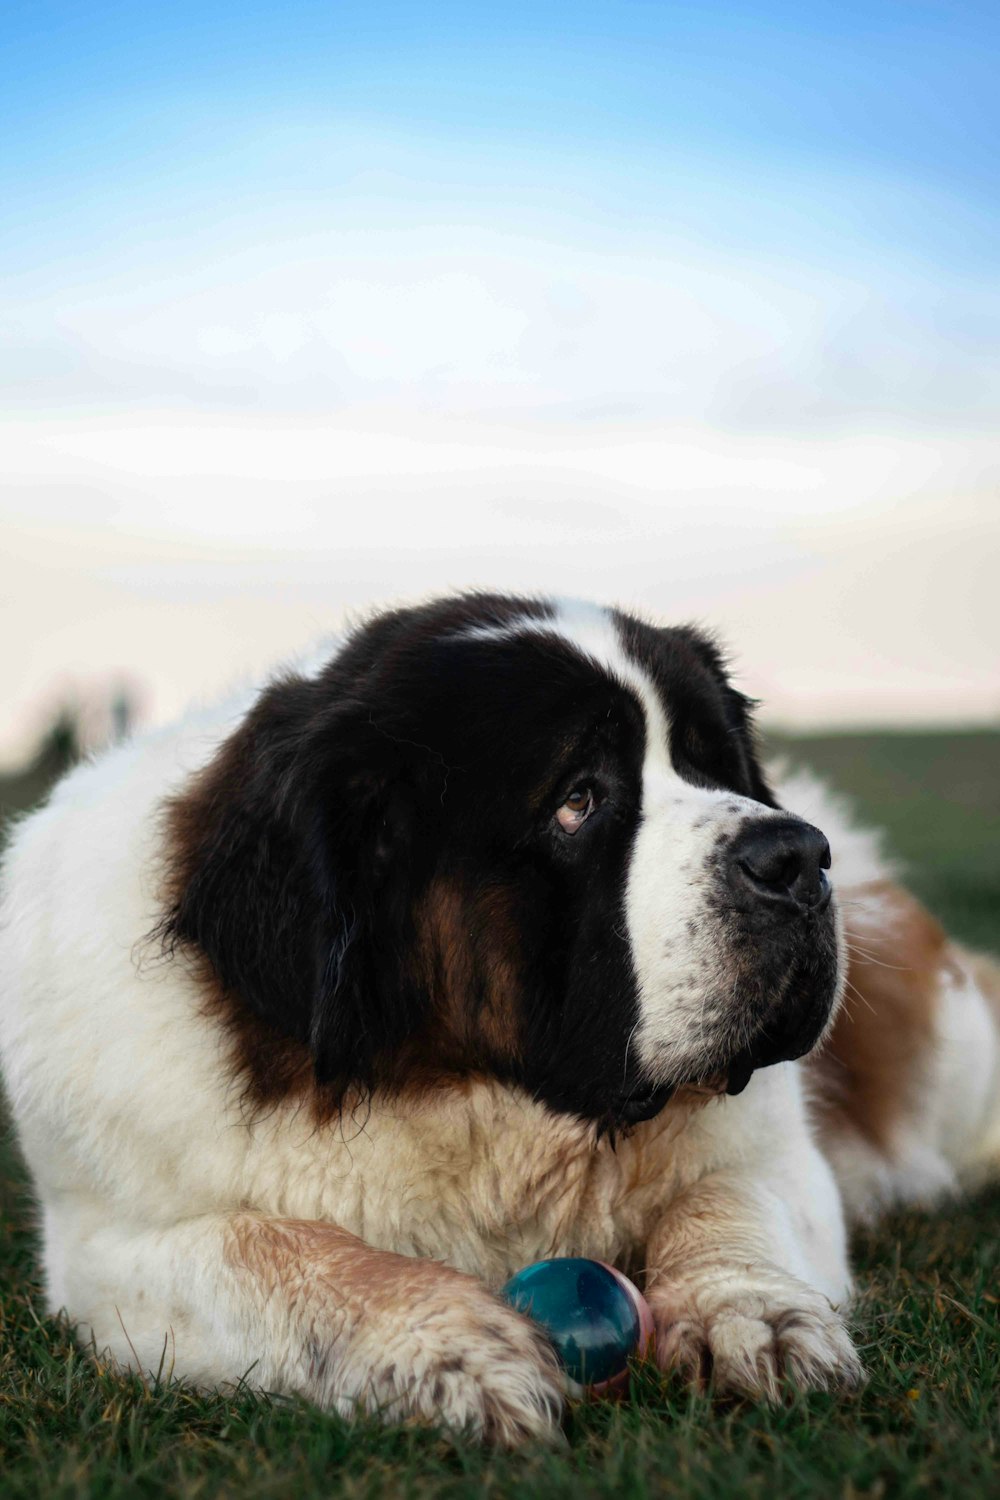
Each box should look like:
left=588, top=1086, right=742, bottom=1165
left=225, top=1213, right=465, bottom=1309
left=152, top=743, right=329, bottom=1121
left=191, top=951, right=322, bottom=1118
left=809, top=881, right=948, bottom=1150
left=156, top=758, right=524, bottom=1123
left=166, top=928, right=510, bottom=1130
left=415, top=877, right=524, bottom=1065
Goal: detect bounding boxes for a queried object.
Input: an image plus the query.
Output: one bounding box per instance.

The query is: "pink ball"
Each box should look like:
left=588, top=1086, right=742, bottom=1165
left=594, top=1261, right=656, bottom=1395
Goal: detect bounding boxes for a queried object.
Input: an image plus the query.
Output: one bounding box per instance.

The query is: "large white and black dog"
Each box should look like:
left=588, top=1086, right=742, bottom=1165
left=1, top=593, right=998, bottom=1444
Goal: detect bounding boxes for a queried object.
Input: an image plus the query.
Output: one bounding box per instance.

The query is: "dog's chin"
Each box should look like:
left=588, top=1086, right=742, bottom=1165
left=603, top=966, right=841, bottom=1127
left=696, top=973, right=842, bottom=1101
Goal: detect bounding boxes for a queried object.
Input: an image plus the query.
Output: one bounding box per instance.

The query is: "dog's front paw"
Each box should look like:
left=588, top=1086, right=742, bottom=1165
left=648, top=1262, right=863, bottom=1400
left=356, top=1277, right=566, bottom=1446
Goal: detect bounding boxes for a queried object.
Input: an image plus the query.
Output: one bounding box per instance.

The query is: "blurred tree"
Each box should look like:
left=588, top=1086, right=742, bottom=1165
left=0, top=707, right=83, bottom=838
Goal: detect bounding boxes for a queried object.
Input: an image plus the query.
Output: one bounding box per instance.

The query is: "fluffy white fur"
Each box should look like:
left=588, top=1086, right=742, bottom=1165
left=1, top=606, right=997, bottom=1445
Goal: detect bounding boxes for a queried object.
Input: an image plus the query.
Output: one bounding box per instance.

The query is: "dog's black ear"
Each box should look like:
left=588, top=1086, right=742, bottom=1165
left=671, top=626, right=778, bottom=808
left=158, top=673, right=428, bottom=1102
left=720, top=683, right=777, bottom=808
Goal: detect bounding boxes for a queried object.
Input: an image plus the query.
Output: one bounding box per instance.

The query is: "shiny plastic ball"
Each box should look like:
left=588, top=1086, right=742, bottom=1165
left=500, top=1257, right=654, bottom=1394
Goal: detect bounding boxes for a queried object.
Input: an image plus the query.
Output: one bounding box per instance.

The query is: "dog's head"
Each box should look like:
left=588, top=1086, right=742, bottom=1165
left=160, top=594, right=842, bottom=1127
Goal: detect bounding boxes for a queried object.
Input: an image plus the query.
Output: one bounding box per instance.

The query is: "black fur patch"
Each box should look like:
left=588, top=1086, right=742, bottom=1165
left=613, top=611, right=777, bottom=806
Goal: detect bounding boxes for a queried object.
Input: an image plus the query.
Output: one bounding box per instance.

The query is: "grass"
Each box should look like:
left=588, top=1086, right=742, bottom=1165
left=2, top=729, right=999, bottom=1498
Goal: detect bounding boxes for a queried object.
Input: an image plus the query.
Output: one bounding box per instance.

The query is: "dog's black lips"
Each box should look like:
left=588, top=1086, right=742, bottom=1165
left=614, top=1080, right=677, bottom=1125
left=725, top=1050, right=756, bottom=1096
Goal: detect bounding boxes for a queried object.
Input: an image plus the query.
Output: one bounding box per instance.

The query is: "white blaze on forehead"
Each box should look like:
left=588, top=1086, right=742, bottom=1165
left=457, top=597, right=675, bottom=774
left=547, top=600, right=673, bottom=774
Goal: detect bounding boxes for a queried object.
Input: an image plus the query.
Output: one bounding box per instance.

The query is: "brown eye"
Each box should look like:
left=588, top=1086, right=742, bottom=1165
left=555, top=785, right=595, bottom=834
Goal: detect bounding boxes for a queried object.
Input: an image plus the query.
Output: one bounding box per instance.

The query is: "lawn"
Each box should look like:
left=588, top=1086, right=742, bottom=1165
left=1, top=730, right=998, bottom=1498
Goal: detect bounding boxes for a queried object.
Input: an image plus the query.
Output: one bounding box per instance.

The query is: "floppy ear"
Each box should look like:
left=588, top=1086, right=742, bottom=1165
left=722, top=686, right=777, bottom=808
left=158, top=674, right=428, bottom=1102
left=673, top=626, right=778, bottom=808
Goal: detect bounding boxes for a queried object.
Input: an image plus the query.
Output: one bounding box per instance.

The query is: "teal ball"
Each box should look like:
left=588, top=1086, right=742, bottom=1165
left=500, top=1257, right=652, bottom=1390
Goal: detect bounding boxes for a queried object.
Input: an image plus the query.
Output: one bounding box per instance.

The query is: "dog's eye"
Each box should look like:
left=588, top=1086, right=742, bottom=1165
left=555, top=786, right=596, bottom=834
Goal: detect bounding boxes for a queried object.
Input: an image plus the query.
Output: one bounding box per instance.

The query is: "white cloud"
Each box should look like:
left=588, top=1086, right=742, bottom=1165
left=2, top=210, right=998, bottom=755
left=3, top=223, right=998, bottom=431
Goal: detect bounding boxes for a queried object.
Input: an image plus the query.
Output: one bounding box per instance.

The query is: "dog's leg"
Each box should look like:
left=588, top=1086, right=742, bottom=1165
left=644, top=1073, right=863, bottom=1399
left=53, top=1209, right=564, bottom=1445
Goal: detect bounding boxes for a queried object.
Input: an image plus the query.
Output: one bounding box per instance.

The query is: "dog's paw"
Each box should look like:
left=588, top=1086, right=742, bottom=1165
left=355, top=1277, right=566, bottom=1446
left=649, top=1263, right=864, bottom=1400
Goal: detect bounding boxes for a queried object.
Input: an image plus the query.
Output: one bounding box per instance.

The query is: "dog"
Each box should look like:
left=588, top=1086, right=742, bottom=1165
left=1, top=592, right=998, bottom=1445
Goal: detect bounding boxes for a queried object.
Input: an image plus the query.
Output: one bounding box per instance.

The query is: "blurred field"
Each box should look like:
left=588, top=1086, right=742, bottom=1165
left=1, top=727, right=998, bottom=1498
left=768, top=729, right=1000, bottom=952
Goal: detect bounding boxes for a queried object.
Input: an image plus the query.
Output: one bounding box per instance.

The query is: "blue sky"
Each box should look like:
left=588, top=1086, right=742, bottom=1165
left=4, top=1, right=999, bottom=274
left=4, top=2, right=999, bottom=429
left=2, top=3, right=998, bottom=741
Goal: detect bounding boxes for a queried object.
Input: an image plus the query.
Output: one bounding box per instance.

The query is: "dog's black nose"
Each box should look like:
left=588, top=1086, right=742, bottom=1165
left=728, top=819, right=832, bottom=917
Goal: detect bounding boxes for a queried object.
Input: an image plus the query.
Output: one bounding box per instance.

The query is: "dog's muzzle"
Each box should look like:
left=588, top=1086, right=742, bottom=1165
left=720, top=816, right=840, bottom=1094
